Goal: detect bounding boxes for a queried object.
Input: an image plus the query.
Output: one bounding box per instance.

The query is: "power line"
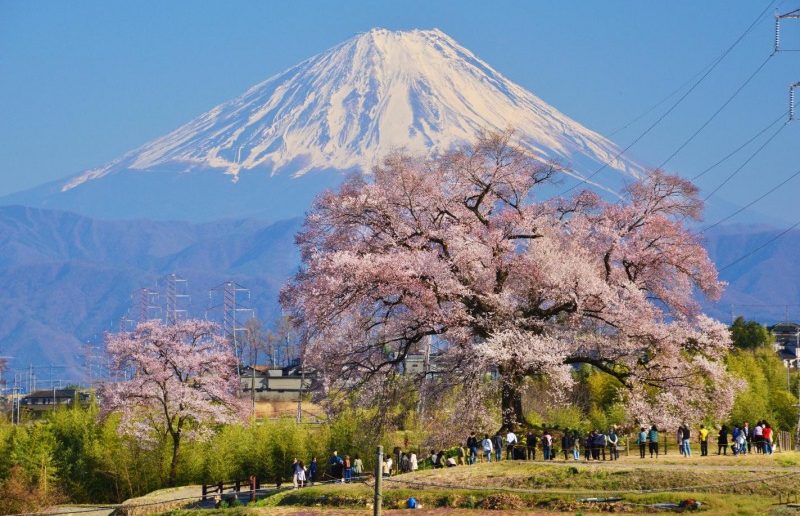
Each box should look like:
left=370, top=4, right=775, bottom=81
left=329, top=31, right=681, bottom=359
left=718, top=219, right=800, bottom=271
left=558, top=0, right=779, bottom=196
left=692, top=110, right=787, bottom=180
left=703, top=164, right=800, bottom=232
left=606, top=60, right=719, bottom=137
left=655, top=53, right=775, bottom=169
left=701, top=119, right=789, bottom=201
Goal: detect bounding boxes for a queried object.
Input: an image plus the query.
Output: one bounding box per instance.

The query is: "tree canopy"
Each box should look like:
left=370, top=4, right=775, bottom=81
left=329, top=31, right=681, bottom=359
left=282, top=131, right=735, bottom=429
left=730, top=316, right=775, bottom=349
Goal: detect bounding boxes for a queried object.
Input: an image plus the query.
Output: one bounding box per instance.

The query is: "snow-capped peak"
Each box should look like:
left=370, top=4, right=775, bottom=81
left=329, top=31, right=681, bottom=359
left=62, top=28, right=641, bottom=192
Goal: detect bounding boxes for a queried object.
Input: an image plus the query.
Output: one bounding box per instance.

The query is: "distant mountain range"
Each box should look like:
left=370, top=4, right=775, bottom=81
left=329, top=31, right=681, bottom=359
left=0, top=205, right=302, bottom=378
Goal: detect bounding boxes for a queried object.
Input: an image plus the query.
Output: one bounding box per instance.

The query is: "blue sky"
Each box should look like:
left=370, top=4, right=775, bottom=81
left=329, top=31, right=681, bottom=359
left=1, top=0, right=799, bottom=223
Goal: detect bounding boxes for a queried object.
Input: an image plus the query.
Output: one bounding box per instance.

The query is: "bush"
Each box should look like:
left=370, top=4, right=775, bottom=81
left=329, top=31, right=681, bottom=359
left=0, top=465, right=65, bottom=514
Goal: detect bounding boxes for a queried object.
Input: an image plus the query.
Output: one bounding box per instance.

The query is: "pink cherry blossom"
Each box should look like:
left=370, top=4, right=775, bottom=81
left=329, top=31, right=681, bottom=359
left=99, top=319, right=246, bottom=485
left=282, top=131, right=733, bottom=430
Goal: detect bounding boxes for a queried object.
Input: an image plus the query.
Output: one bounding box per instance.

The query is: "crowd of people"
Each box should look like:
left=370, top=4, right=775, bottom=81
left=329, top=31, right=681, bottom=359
left=290, top=450, right=365, bottom=488
left=288, top=420, right=779, bottom=487
left=464, top=428, right=623, bottom=463
left=622, top=420, right=778, bottom=459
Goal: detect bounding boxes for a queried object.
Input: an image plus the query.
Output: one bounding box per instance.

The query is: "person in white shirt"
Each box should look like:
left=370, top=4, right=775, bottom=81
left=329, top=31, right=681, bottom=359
left=754, top=423, right=764, bottom=453
left=506, top=430, right=519, bottom=460
left=481, top=433, right=493, bottom=462
left=409, top=452, right=418, bottom=471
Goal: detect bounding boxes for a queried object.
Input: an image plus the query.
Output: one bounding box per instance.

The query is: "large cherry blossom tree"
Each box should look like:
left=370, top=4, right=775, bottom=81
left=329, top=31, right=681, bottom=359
left=100, top=320, right=245, bottom=485
left=282, top=132, right=736, bottom=429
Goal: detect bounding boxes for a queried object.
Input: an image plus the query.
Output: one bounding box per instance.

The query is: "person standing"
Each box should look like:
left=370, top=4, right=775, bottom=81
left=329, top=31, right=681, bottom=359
left=506, top=428, right=519, bottom=460
left=763, top=422, right=774, bottom=454
left=742, top=421, right=751, bottom=454
left=467, top=432, right=478, bottom=465
left=677, top=426, right=684, bottom=456
left=637, top=427, right=647, bottom=459
left=343, top=455, right=353, bottom=482
left=732, top=425, right=742, bottom=455
left=681, top=424, right=691, bottom=457
left=736, top=427, right=747, bottom=455
left=329, top=451, right=343, bottom=482
left=481, top=433, right=493, bottom=462
left=492, top=431, right=503, bottom=462
left=352, top=455, right=363, bottom=478
left=572, top=430, right=581, bottom=461
left=561, top=430, right=572, bottom=460
left=526, top=430, right=538, bottom=460
left=542, top=430, right=553, bottom=461
left=699, top=425, right=709, bottom=457
left=718, top=425, right=729, bottom=455
left=753, top=421, right=764, bottom=453
left=596, top=430, right=607, bottom=461
left=399, top=453, right=410, bottom=473
left=308, top=457, right=319, bottom=484
left=409, top=452, right=418, bottom=472
left=648, top=425, right=659, bottom=458
left=292, top=458, right=302, bottom=489
left=607, top=427, right=619, bottom=461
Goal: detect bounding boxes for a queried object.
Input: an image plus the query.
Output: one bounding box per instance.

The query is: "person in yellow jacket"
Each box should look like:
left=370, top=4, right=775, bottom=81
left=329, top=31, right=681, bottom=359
left=699, top=424, right=709, bottom=456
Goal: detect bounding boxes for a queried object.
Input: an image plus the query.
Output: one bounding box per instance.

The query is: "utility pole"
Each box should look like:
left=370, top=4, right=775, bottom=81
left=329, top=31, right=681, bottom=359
left=251, top=348, right=257, bottom=417
left=374, top=446, right=383, bottom=516
left=296, top=338, right=306, bottom=424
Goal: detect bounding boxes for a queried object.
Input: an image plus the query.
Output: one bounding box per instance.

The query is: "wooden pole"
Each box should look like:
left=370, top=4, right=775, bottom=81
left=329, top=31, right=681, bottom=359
left=374, top=446, right=383, bottom=516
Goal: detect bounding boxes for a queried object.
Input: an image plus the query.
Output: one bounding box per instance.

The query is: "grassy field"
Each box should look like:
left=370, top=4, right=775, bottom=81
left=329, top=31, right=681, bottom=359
left=163, top=453, right=800, bottom=515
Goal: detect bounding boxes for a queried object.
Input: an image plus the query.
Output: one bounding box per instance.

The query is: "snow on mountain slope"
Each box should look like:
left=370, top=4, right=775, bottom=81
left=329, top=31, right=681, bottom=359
left=62, top=28, right=642, bottom=193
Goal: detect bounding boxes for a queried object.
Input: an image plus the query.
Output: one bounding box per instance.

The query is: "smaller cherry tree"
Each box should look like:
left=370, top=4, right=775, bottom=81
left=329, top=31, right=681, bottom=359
left=99, top=319, right=245, bottom=485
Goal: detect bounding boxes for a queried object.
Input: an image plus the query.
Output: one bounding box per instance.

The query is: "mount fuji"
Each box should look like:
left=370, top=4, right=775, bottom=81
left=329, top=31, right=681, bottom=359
left=3, top=28, right=642, bottom=222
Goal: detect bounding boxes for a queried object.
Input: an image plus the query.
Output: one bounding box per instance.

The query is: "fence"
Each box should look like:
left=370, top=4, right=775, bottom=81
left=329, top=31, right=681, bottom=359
left=201, top=475, right=261, bottom=503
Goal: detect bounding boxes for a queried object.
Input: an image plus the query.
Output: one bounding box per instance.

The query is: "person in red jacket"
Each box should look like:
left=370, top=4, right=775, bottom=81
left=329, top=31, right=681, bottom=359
left=762, top=422, right=774, bottom=455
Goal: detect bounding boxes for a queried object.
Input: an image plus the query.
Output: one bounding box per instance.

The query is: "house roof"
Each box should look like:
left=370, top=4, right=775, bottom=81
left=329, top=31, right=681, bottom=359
left=771, top=322, right=800, bottom=333
left=24, top=388, right=85, bottom=399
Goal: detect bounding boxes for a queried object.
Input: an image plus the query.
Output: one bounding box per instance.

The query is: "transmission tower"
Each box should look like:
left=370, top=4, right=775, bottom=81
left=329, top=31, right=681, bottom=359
left=138, top=288, right=161, bottom=322
left=791, top=82, right=800, bottom=121
left=207, top=281, right=256, bottom=377
left=165, top=273, right=190, bottom=325
left=775, top=8, right=800, bottom=53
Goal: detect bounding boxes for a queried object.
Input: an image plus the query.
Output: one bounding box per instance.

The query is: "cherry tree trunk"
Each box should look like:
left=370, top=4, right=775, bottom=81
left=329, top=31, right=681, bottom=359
left=168, top=432, right=181, bottom=487
left=499, top=367, right=525, bottom=429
